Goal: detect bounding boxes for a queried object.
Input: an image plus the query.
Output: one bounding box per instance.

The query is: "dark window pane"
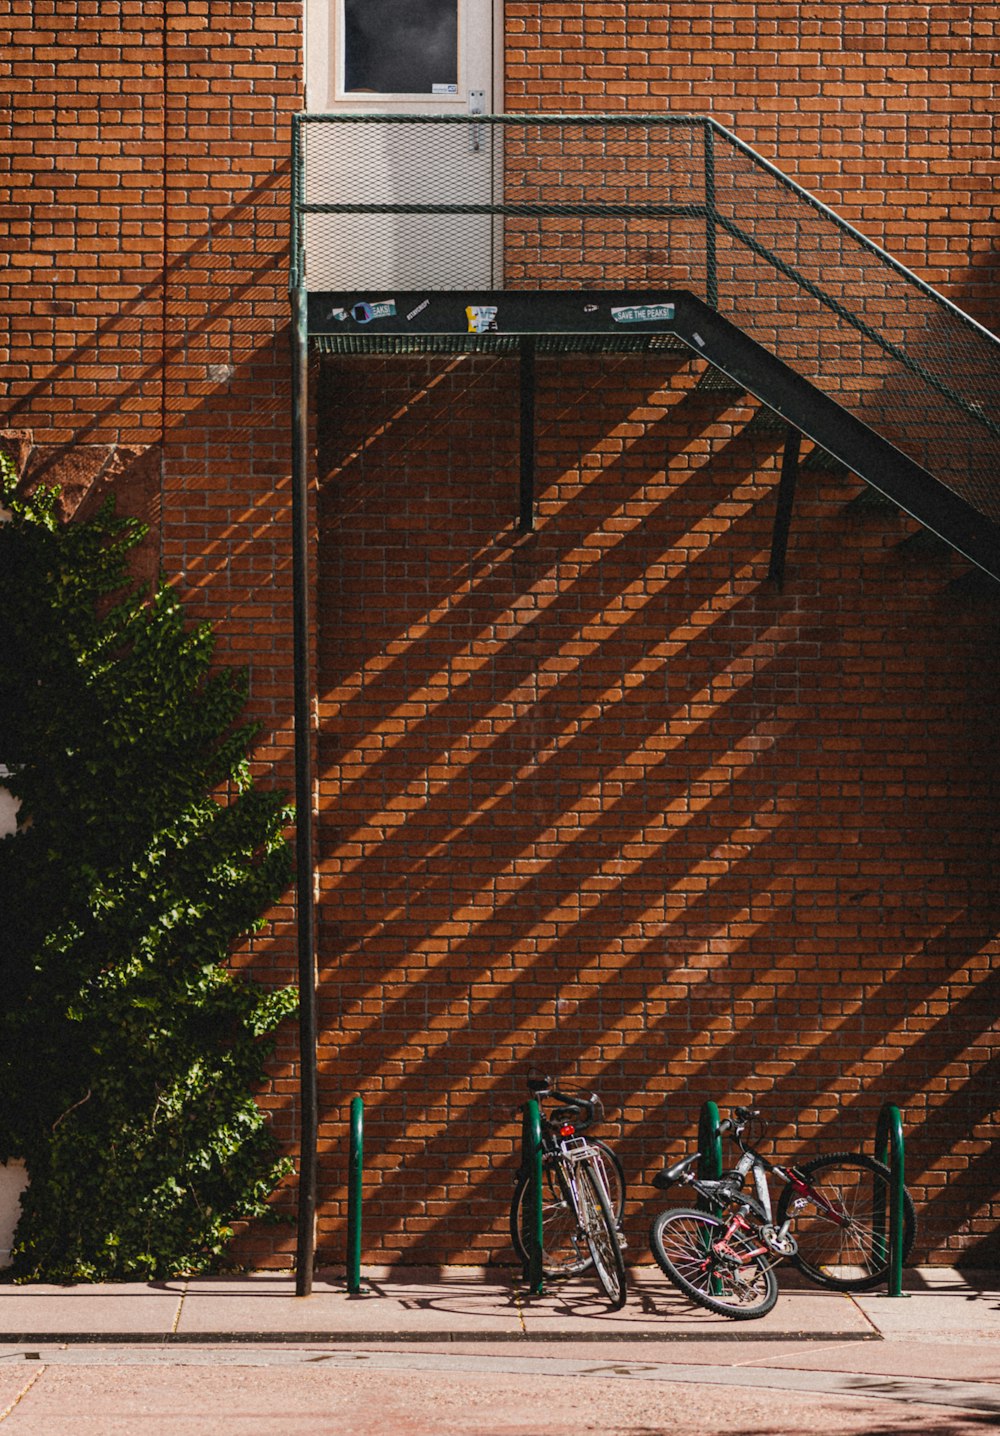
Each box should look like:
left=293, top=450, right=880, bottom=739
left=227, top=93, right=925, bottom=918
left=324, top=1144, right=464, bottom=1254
left=344, top=0, right=459, bottom=94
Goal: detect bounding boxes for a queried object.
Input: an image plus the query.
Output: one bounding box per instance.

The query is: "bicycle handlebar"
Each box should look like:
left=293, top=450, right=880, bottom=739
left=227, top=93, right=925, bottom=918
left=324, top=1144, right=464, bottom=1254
left=651, top=1103, right=767, bottom=1189
left=524, top=1076, right=603, bottom=1131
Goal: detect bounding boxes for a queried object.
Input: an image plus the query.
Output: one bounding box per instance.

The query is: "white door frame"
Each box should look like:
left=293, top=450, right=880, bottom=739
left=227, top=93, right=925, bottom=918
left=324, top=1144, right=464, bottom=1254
left=305, top=0, right=503, bottom=115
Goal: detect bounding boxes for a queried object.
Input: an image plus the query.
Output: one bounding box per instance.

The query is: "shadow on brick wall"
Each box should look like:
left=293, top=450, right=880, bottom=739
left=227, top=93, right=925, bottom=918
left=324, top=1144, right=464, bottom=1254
left=312, top=348, right=1000, bottom=1268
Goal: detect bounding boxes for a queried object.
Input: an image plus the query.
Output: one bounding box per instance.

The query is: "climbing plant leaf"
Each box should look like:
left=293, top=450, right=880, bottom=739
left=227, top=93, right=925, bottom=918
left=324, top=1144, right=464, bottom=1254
left=0, top=453, right=297, bottom=1281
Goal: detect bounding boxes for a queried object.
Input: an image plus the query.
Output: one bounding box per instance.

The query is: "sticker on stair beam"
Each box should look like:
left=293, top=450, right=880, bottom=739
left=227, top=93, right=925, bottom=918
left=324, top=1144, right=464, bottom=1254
left=692, top=332, right=705, bottom=347
left=466, top=305, right=498, bottom=333
left=611, top=303, right=675, bottom=325
left=406, top=299, right=430, bottom=322
left=327, top=307, right=348, bottom=323
left=351, top=299, right=396, bottom=324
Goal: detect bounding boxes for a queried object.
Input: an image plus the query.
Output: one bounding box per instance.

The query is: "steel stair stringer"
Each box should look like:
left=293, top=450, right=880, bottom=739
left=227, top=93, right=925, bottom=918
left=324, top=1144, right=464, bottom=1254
left=666, top=291, right=1000, bottom=586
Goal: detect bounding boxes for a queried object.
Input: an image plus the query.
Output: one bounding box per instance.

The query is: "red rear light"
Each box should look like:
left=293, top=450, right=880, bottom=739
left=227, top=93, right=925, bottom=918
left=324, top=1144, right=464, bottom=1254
left=559, top=1123, right=575, bottom=1137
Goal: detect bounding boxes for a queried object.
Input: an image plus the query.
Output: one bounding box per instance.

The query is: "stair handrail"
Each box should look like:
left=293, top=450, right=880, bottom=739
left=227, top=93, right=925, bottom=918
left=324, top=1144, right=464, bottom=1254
left=702, top=115, right=1000, bottom=354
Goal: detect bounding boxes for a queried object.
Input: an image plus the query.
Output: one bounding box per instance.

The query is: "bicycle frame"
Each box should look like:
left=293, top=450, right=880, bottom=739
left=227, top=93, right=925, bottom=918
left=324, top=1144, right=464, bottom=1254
left=557, top=1135, right=616, bottom=1233
left=669, top=1121, right=855, bottom=1269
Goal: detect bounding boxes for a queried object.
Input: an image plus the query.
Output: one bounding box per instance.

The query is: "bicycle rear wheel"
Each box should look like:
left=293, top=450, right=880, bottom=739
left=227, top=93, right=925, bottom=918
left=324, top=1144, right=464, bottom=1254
left=649, top=1208, right=778, bottom=1319
left=575, top=1161, right=627, bottom=1310
left=776, top=1152, right=916, bottom=1291
left=511, top=1156, right=589, bottom=1276
left=511, top=1139, right=625, bottom=1276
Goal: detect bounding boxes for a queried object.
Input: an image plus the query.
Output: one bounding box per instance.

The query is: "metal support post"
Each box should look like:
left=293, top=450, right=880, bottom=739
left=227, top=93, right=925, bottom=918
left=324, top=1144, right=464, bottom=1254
left=518, top=336, right=536, bottom=532
left=291, top=283, right=318, bottom=1297
left=703, top=122, right=718, bottom=310
left=768, top=424, right=801, bottom=591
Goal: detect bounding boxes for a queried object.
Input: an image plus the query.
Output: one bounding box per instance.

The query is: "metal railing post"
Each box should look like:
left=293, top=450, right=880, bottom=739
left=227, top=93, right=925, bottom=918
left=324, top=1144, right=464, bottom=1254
left=521, top=1099, right=545, bottom=1295
left=874, top=1102, right=907, bottom=1298
left=291, top=278, right=317, bottom=1298
left=347, top=1095, right=365, bottom=1294
left=703, top=120, right=718, bottom=310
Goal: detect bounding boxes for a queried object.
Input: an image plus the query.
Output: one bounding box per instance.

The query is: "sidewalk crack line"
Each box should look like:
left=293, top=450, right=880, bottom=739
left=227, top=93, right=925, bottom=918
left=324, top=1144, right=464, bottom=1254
left=0, top=1367, right=45, bottom=1424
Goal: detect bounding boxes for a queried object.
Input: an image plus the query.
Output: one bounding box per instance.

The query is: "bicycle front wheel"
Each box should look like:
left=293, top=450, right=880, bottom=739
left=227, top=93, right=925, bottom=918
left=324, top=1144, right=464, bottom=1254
left=575, top=1161, right=627, bottom=1310
left=649, top=1209, right=778, bottom=1320
left=776, top=1152, right=916, bottom=1291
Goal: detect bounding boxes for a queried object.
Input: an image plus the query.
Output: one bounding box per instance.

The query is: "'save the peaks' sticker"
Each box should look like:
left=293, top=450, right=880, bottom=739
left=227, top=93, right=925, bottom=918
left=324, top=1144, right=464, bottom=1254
left=611, top=303, right=675, bottom=324
left=352, top=299, right=397, bottom=324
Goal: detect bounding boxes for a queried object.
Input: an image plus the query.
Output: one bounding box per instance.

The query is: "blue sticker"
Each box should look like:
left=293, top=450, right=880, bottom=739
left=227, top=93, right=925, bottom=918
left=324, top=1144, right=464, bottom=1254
left=352, top=299, right=397, bottom=324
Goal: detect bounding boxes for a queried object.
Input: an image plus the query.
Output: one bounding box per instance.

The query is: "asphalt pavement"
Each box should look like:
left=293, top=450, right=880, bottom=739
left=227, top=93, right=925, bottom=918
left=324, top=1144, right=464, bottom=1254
left=0, top=1265, right=997, bottom=1433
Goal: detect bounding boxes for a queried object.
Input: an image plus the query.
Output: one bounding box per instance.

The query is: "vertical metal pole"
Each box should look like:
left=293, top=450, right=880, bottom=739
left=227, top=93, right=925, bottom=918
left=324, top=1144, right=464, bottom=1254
left=697, top=1100, right=723, bottom=1186
left=875, top=1103, right=906, bottom=1298
left=521, top=1099, right=545, bottom=1295
left=768, top=425, right=801, bottom=591
left=291, top=281, right=318, bottom=1298
left=347, top=1095, right=365, bottom=1294
left=697, top=1100, right=723, bottom=1293
left=518, top=336, right=536, bottom=532
left=703, top=121, right=718, bottom=310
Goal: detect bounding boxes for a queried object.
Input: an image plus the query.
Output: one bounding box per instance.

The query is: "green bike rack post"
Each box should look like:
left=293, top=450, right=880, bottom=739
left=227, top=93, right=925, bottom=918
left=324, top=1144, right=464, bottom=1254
left=697, top=1100, right=723, bottom=1294
left=347, top=1095, right=366, bottom=1295
left=697, top=1100, right=723, bottom=1193
left=521, top=1099, right=545, bottom=1295
left=874, top=1102, right=907, bottom=1298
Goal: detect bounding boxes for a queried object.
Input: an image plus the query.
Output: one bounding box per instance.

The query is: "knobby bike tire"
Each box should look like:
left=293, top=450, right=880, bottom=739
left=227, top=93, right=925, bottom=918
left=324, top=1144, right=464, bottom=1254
left=776, top=1151, right=917, bottom=1292
left=510, top=1139, right=625, bottom=1277
left=649, top=1208, right=778, bottom=1320
left=575, top=1160, right=628, bottom=1310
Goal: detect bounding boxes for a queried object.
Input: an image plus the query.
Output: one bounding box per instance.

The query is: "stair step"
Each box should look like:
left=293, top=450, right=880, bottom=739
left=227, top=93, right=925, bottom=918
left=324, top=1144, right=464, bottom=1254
left=693, top=364, right=745, bottom=395
left=894, top=527, right=954, bottom=563
left=743, top=404, right=789, bottom=435
left=800, top=444, right=853, bottom=479
left=844, top=483, right=899, bottom=515
left=945, top=567, right=1000, bottom=602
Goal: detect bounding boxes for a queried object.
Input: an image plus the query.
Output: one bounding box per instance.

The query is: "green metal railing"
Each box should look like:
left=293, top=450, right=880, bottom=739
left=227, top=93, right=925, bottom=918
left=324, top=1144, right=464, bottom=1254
left=291, top=111, right=1000, bottom=534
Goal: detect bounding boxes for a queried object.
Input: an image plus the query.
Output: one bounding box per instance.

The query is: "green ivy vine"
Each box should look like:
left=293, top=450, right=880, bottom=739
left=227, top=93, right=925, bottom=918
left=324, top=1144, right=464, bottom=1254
left=0, top=452, right=297, bottom=1281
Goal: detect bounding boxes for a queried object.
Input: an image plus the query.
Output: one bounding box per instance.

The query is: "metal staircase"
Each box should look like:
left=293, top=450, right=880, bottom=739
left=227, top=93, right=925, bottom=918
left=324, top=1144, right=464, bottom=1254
left=291, top=112, right=1000, bottom=585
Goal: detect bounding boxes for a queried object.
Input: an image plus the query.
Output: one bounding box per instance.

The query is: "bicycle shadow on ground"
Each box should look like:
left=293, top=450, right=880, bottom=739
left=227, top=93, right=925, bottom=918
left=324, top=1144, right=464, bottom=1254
left=332, top=1268, right=524, bottom=1319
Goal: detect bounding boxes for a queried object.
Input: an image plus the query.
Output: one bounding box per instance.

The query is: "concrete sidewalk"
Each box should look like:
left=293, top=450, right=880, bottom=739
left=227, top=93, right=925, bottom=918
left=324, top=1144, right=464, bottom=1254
left=0, top=1265, right=996, bottom=1346
left=1, top=1269, right=998, bottom=1435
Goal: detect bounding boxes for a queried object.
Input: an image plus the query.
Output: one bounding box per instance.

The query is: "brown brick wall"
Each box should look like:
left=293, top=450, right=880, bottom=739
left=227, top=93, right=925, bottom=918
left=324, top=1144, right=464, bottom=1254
left=314, top=352, right=999, bottom=1268
left=1, top=0, right=306, bottom=1266
left=3, top=1, right=998, bottom=1270
left=506, top=1, right=1000, bottom=327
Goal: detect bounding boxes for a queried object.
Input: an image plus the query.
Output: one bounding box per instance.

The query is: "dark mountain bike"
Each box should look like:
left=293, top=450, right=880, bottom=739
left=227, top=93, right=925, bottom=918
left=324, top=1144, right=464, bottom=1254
left=649, top=1105, right=916, bottom=1320
left=511, top=1076, right=627, bottom=1309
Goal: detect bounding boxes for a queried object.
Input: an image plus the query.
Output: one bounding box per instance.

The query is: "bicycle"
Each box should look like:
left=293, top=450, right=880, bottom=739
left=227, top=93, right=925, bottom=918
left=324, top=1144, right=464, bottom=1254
left=649, top=1105, right=917, bottom=1320
left=511, top=1076, right=628, bottom=1309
